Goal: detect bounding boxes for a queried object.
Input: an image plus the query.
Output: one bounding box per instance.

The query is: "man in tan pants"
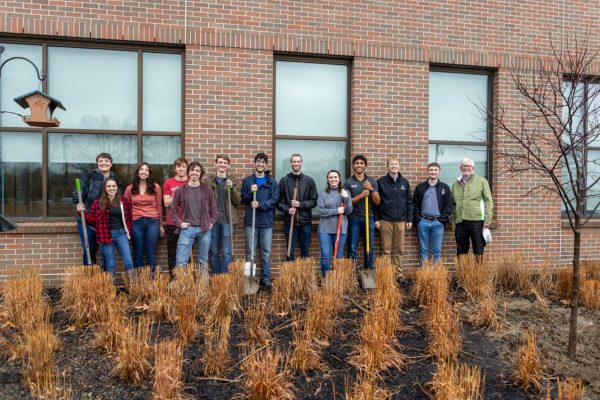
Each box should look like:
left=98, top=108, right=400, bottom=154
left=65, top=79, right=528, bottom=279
left=375, top=157, right=414, bottom=277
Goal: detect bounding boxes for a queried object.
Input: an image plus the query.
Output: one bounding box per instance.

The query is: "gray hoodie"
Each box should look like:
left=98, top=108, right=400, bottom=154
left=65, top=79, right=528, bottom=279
left=317, top=189, right=353, bottom=234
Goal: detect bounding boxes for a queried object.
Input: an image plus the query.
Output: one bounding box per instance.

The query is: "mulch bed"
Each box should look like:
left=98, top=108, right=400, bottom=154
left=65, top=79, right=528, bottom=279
left=1, top=281, right=598, bottom=399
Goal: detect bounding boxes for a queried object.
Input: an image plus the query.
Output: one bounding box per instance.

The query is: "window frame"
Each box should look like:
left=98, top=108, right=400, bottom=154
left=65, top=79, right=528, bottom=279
left=0, top=36, right=185, bottom=221
left=273, top=54, right=352, bottom=188
left=428, top=65, right=494, bottom=187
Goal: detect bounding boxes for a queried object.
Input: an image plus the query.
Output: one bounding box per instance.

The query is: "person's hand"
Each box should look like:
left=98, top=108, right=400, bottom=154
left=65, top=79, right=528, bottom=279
left=375, top=221, right=381, bottom=230
left=291, top=200, right=300, bottom=208
left=251, top=184, right=258, bottom=192
left=406, top=222, right=412, bottom=229
left=160, top=227, right=165, bottom=238
left=76, top=203, right=85, bottom=212
left=180, top=222, right=190, bottom=229
left=338, top=206, right=345, bottom=214
left=251, top=200, right=259, bottom=209
left=226, top=179, right=233, bottom=188
left=363, top=181, right=373, bottom=192
left=289, top=207, right=297, bottom=215
left=341, top=189, right=348, bottom=198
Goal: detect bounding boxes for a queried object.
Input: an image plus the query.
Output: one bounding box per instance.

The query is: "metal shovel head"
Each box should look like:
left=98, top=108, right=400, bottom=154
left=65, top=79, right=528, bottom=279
left=360, top=268, right=376, bottom=289
left=244, top=261, right=260, bottom=294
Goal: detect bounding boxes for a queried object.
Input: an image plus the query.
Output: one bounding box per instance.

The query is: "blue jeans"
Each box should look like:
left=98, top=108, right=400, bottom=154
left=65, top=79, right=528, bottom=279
left=210, top=223, right=233, bottom=274
left=77, top=217, right=100, bottom=266
left=284, top=223, right=312, bottom=261
left=417, top=218, right=445, bottom=264
left=244, top=226, right=273, bottom=282
left=175, top=226, right=212, bottom=267
left=318, top=232, right=347, bottom=276
left=132, top=217, right=161, bottom=271
left=347, top=216, right=375, bottom=269
left=100, top=228, right=134, bottom=278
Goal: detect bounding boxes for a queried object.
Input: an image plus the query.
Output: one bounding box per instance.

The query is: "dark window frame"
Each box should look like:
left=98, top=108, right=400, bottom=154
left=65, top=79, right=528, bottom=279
left=0, top=36, right=185, bottom=221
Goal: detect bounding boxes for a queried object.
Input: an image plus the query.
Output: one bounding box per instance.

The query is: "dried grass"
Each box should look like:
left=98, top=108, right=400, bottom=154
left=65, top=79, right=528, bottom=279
left=581, top=278, right=600, bottom=310
left=152, top=340, right=184, bottom=400
left=412, top=261, right=450, bottom=307
left=93, top=294, right=127, bottom=355
left=455, top=254, right=492, bottom=301
left=492, top=253, right=532, bottom=294
left=429, top=362, right=484, bottom=400
left=345, top=372, right=392, bottom=400
left=234, top=347, right=295, bottom=400
left=556, top=377, right=585, bottom=400
left=114, top=315, right=153, bottom=385
left=271, top=259, right=318, bottom=315
left=514, top=329, right=542, bottom=392
left=60, top=266, right=116, bottom=328
left=243, top=294, right=272, bottom=347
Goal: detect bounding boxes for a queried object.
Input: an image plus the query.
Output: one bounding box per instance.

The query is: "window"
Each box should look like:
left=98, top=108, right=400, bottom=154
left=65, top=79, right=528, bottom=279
left=274, top=57, right=350, bottom=197
left=562, top=82, right=600, bottom=214
left=429, top=69, right=492, bottom=185
left=0, top=40, right=183, bottom=219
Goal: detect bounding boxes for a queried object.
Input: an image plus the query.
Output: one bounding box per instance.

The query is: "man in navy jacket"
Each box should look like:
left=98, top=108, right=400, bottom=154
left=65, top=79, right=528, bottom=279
left=241, top=152, right=279, bottom=288
left=413, top=162, right=453, bottom=265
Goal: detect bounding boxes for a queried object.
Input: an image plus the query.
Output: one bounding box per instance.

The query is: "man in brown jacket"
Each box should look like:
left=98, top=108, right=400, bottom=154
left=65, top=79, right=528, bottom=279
left=203, top=155, right=241, bottom=273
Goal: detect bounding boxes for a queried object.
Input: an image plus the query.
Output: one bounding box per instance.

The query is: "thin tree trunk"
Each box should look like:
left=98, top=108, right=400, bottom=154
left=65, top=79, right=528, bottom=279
left=568, top=227, right=581, bottom=359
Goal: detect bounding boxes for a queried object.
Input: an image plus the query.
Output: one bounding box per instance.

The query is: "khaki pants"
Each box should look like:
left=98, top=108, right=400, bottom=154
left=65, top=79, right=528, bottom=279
left=379, top=220, right=405, bottom=274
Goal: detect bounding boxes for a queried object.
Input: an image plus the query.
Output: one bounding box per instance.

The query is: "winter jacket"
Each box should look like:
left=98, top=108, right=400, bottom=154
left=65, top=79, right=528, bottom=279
left=276, top=172, right=318, bottom=225
left=451, top=174, right=493, bottom=225
left=169, top=183, right=218, bottom=233
left=84, top=198, right=133, bottom=244
left=376, top=173, right=414, bottom=222
left=72, top=169, right=124, bottom=213
left=317, top=189, right=353, bottom=234
left=241, top=174, right=279, bottom=228
left=202, top=174, right=242, bottom=225
left=413, top=180, right=453, bottom=224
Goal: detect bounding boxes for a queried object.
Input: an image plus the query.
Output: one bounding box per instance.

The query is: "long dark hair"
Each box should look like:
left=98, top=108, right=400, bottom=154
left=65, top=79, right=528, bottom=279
left=325, top=170, right=342, bottom=193
left=99, top=177, right=122, bottom=211
left=131, top=162, right=156, bottom=196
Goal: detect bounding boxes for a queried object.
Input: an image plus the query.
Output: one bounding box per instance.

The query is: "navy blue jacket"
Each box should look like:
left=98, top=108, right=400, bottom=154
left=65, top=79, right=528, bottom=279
left=241, top=174, right=279, bottom=228
left=413, top=180, right=453, bottom=224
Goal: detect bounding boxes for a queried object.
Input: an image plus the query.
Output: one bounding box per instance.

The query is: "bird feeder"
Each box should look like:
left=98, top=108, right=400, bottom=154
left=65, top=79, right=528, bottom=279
left=13, top=90, right=66, bottom=128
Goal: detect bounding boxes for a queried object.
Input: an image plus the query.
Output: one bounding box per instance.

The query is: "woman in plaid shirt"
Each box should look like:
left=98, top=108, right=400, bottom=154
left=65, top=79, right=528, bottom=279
left=77, top=177, right=134, bottom=279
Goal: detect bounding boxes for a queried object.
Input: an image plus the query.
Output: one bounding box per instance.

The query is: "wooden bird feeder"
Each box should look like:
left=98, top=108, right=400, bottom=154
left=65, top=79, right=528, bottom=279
left=13, top=90, right=66, bottom=128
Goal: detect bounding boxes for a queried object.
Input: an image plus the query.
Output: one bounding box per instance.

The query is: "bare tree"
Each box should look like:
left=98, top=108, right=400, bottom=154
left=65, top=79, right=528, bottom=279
left=490, top=34, right=600, bottom=359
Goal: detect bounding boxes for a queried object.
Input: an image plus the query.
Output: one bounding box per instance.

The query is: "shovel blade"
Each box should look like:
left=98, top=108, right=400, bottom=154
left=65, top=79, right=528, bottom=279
left=360, top=269, right=376, bottom=289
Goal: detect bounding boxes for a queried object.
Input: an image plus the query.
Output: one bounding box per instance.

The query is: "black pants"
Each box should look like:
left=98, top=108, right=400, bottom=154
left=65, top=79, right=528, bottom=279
left=165, top=225, right=180, bottom=277
left=455, top=220, right=485, bottom=256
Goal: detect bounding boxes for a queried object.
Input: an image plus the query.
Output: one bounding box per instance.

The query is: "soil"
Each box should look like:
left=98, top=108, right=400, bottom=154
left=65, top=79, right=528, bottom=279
left=0, top=283, right=598, bottom=400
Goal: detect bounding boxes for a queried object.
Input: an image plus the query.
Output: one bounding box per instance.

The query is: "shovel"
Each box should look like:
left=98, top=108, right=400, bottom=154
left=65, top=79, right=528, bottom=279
left=244, top=191, right=260, bottom=294
left=75, top=178, right=92, bottom=266
left=360, top=195, right=376, bottom=289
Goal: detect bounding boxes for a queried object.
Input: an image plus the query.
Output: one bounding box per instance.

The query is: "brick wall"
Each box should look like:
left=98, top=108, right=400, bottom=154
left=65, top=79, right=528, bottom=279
left=1, top=1, right=600, bottom=286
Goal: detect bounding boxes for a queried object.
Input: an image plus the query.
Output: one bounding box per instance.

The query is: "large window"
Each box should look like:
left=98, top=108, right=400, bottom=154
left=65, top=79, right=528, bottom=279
left=429, top=69, right=492, bottom=185
left=0, top=40, right=183, bottom=219
left=274, top=57, right=350, bottom=197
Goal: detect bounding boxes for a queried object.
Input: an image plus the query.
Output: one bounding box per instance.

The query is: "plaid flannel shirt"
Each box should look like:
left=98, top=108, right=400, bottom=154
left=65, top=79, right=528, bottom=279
left=85, top=198, right=133, bottom=244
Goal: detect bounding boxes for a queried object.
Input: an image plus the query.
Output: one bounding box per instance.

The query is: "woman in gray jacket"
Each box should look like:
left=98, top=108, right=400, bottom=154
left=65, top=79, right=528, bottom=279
left=317, top=170, right=353, bottom=276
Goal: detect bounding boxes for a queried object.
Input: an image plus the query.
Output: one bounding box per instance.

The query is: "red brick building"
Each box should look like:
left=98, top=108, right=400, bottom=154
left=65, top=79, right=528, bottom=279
left=0, top=1, right=598, bottom=286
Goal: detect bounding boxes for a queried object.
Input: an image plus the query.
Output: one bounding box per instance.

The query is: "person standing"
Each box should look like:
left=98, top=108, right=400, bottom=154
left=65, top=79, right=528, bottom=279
left=317, top=170, right=352, bottom=276
left=76, top=177, right=133, bottom=280
left=72, top=152, right=123, bottom=266
left=413, top=162, right=453, bottom=265
left=375, top=157, right=413, bottom=277
left=124, top=162, right=164, bottom=274
left=451, top=158, right=493, bottom=258
left=203, top=155, right=241, bottom=274
left=170, top=162, right=218, bottom=277
left=241, top=153, right=279, bottom=288
left=343, top=154, right=380, bottom=270
left=163, top=158, right=189, bottom=278
left=276, top=153, right=318, bottom=261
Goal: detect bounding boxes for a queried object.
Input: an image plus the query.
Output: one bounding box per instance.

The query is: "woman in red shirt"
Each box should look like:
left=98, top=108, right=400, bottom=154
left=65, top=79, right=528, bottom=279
left=77, top=177, right=133, bottom=279
left=124, top=162, right=164, bottom=274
